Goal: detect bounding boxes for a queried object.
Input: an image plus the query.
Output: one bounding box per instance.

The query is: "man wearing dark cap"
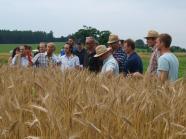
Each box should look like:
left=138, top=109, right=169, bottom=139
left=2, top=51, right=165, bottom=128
left=74, top=39, right=86, bottom=67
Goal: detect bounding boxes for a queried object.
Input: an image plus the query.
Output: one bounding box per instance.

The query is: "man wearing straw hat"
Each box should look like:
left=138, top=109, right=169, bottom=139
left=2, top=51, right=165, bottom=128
left=108, top=34, right=127, bottom=74
left=94, top=45, right=119, bottom=75
left=145, top=30, right=160, bottom=74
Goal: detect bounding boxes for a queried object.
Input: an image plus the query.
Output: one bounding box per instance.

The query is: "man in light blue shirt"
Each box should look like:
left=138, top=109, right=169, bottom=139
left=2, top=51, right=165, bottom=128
left=94, top=45, right=119, bottom=75
left=156, top=34, right=179, bottom=82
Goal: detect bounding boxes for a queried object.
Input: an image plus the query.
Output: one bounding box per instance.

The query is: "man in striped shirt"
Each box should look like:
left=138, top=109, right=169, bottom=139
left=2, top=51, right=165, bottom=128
left=108, top=34, right=127, bottom=73
left=145, top=30, right=160, bottom=75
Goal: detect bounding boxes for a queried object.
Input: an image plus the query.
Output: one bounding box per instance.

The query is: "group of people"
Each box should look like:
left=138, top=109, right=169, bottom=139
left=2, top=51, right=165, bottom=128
left=8, top=30, right=179, bottom=82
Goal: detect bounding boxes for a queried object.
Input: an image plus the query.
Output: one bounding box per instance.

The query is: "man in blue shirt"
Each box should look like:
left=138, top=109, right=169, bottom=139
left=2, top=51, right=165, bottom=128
left=60, top=36, right=77, bottom=56
left=74, top=40, right=86, bottom=67
left=123, top=39, right=143, bottom=76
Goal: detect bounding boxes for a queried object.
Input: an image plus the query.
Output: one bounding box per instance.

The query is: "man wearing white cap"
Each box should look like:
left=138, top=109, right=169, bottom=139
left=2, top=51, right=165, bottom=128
left=94, top=45, right=119, bottom=75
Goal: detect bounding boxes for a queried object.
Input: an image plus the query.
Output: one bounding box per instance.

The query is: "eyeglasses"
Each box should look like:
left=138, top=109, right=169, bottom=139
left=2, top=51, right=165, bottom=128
left=146, top=37, right=156, bottom=41
left=108, top=42, right=117, bottom=46
left=86, top=42, right=93, bottom=45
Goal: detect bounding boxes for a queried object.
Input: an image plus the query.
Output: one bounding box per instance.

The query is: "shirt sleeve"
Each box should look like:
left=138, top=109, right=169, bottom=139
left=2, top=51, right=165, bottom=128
left=75, top=56, right=80, bottom=66
left=158, top=57, right=169, bottom=72
left=105, top=63, right=116, bottom=72
left=12, top=56, right=16, bottom=65
left=53, top=55, right=61, bottom=64
left=32, top=53, right=40, bottom=64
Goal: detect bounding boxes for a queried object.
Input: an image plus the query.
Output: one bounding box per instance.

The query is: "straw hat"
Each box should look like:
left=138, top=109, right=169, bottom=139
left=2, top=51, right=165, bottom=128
left=94, top=45, right=112, bottom=57
left=145, top=30, right=159, bottom=38
left=107, top=34, right=119, bottom=44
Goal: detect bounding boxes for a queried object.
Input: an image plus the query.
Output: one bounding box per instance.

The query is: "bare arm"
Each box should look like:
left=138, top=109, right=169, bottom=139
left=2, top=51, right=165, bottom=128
left=159, top=70, right=168, bottom=82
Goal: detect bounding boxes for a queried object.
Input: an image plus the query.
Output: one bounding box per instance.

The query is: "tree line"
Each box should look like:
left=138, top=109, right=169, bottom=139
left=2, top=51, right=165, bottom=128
left=0, top=30, right=67, bottom=44
left=0, top=27, right=185, bottom=52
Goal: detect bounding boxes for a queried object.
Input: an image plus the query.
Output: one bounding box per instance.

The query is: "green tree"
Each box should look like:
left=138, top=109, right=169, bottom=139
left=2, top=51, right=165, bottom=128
left=72, top=26, right=111, bottom=45
left=135, top=39, right=145, bottom=49
left=98, top=31, right=111, bottom=45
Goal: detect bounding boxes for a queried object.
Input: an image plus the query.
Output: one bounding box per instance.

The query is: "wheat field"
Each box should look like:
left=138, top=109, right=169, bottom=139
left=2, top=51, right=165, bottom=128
left=0, top=66, right=186, bottom=139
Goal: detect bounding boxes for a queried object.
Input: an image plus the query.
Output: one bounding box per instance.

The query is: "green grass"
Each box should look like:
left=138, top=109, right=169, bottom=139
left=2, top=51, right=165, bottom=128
left=0, top=42, right=65, bottom=54
left=141, top=53, right=186, bottom=78
left=0, top=43, right=185, bottom=78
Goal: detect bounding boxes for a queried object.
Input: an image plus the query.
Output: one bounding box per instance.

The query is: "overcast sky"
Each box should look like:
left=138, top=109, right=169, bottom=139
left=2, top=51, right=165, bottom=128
left=0, top=0, right=186, bottom=48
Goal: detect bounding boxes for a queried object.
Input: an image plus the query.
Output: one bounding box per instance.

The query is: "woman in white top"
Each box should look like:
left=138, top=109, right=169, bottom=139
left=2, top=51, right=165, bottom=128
left=60, top=43, right=80, bottom=71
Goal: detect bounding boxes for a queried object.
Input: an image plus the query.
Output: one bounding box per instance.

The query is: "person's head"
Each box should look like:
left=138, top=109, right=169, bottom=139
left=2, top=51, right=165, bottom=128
left=120, top=40, right=124, bottom=46
left=47, top=43, right=55, bottom=55
left=39, top=42, right=47, bottom=53
left=64, top=43, right=73, bottom=55
left=145, top=30, right=159, bottom=48
left=120, top=39, right=125, bottom=51
left=24, top=45, right=32, bottom=55
left=77, top=39, right=84, bottom=50
left=107, top=34, right=120, bottom=50
left=94, top=45, right=112, bottom=61
left=156, top=33, right=172, bottom=51
left=85, top=36, right=96, bottom=50
left=19, top=45, right=26, bottom=56
left=12, top=47, right=20, bottom=58
left=68, top=36, right=75, bottom=46
left=124, top=39, right=135, bottom=54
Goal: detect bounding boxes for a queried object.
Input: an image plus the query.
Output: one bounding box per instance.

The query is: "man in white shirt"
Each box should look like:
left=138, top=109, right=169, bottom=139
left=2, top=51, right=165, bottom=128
left=59, top=43, right=80, bottom=71
left=94, top=45, right=119, bottom=75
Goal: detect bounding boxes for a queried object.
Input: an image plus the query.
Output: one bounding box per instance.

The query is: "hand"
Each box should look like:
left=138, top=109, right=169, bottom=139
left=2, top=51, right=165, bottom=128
left=132, top=72, right=143, bottom=78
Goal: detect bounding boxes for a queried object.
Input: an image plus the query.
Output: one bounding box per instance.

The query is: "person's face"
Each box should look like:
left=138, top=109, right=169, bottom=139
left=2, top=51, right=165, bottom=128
left=19, top=46, right=26, bottom=56
left=108, top=42, right=118, bottom=50
left=86, top=40, right=95, bottom=50
left=68, top=39, right=74, bottom=46
left=156, top=38, right=163, bottom=51
left=124, top=43, right=132, bottom=54
left=77, top=44, right=83, bottom=50
left=146, top=37, right=157, bottom=47
left=99, top=53, right=107, bottom=61
left=25, top=48, right=32, bottom=55
left=15, top=49, right=20, bottom=55
left=64, top=44, right=71, bottom=54
left=39, top=44, right=46, bottom=53
left=47, top=45, right=54, bottom=54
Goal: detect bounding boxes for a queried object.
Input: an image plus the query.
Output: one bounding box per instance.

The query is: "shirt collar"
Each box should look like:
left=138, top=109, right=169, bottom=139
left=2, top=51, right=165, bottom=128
left=152, top=46, right=157, bottom=52
left=103, top=54, right=112, bottom=64
left=127, top=52, right=136, bottom=58
left=65, top=54, right=74, bottom=59
left=44, top=52, right=54, bottom=57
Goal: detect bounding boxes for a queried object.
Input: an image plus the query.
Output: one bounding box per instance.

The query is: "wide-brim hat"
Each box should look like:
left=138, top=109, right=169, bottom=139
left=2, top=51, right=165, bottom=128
left=145, top=30, right=159, bottom=38
left=94, top=45, right=112, bottom=57
left=107, top=34, right=119, bottom=44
